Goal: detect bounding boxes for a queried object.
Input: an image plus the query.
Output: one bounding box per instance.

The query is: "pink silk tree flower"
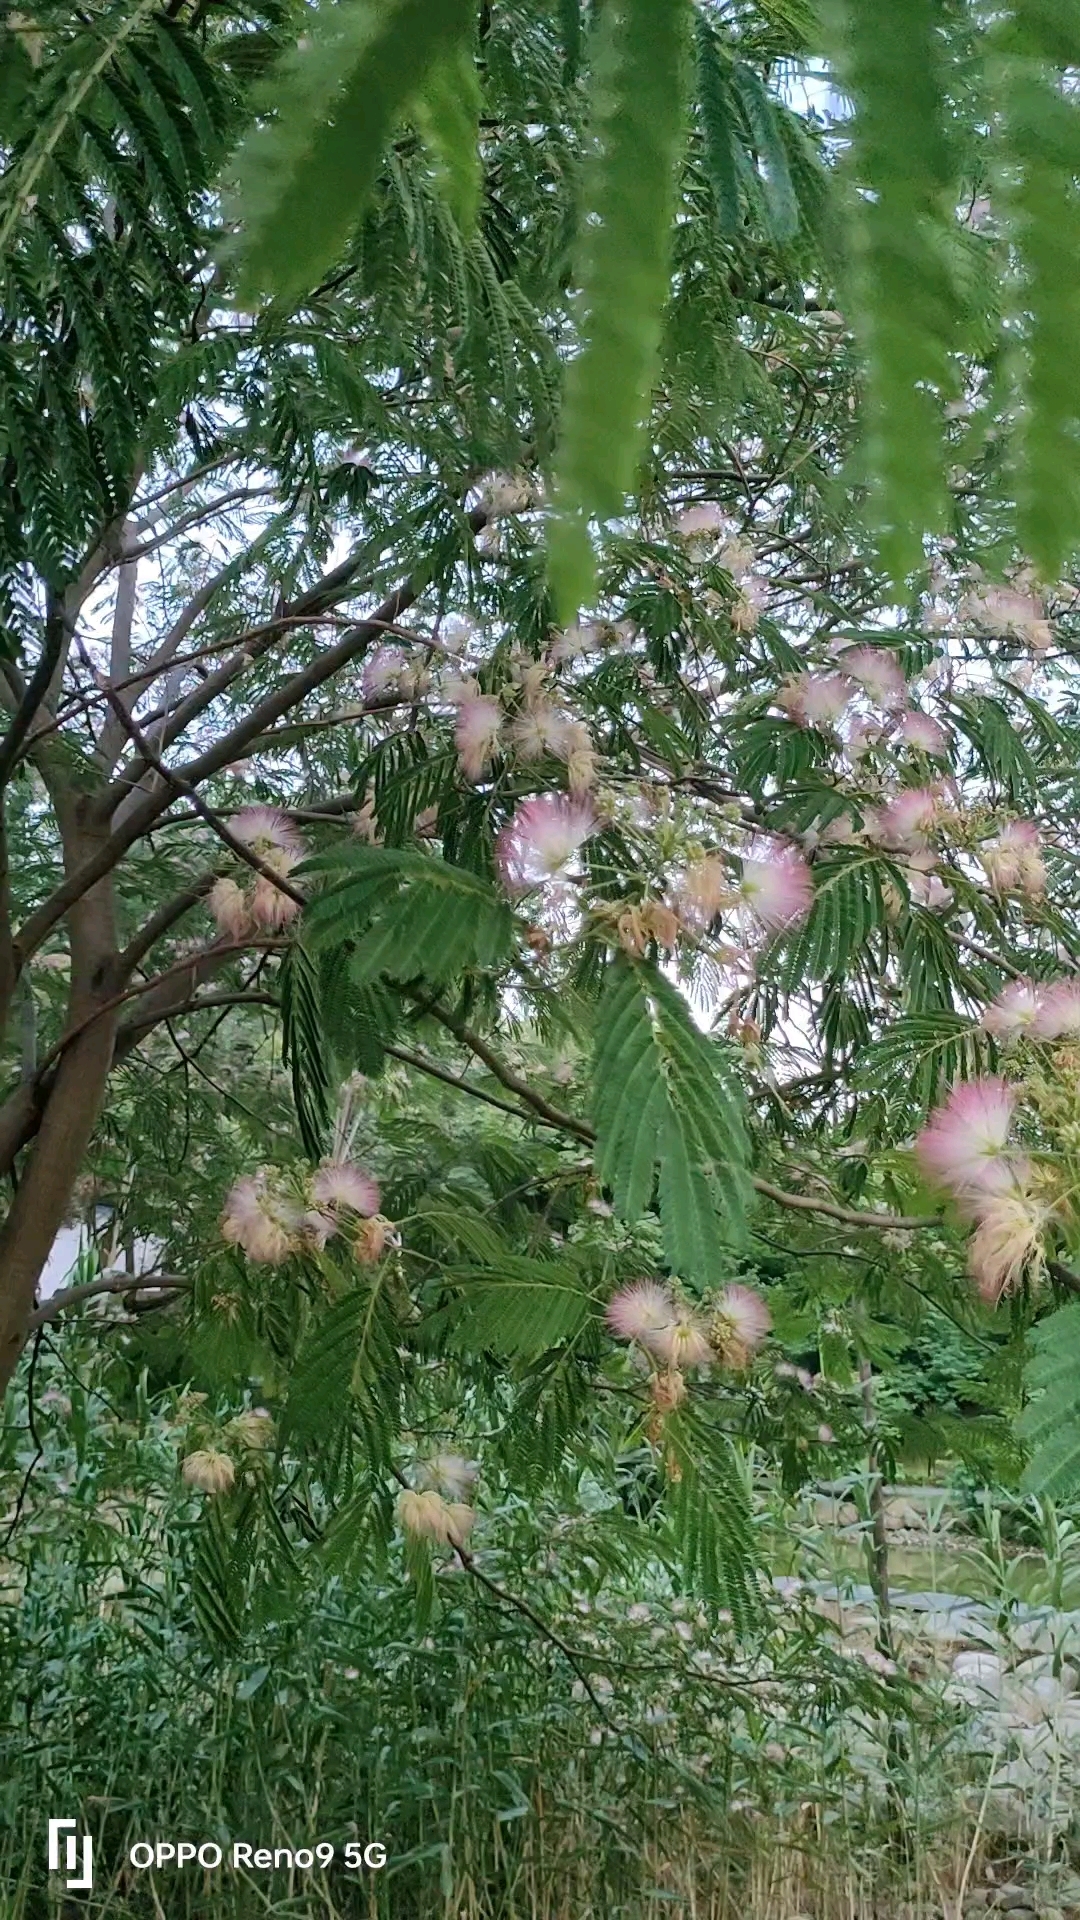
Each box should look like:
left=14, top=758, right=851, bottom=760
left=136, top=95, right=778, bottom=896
left=606, top=1281, right=677, bottom=1350
left=739, top=841, right=814, bottom=930
left=915, top=1078, right=1018, bottom=1200
left=967, top=1190, right=1049, bottom=1304
left=208, top=876, right=250, bottom=941
left=454, top=693, right=503, bottom=782
left=981, top=980, right=1045, bottom=1039
left=708, top=1285, right=771, bottom=1368
left=250, top=874, right=301, bottom=931
left=898, top=710, right=951, bottom=757
left=221, top=1172, right=302, bottom=1265
left=649, top=1311, right=714, bottom=1371
left=673, top=855, right=731, bottom=933
left=232, top=805, right=305, bottom=863
left=873, top=787, right=940, bottom=849
left=1031, top=980, right=1080, bottom=1040
left=979, top=821, right=1046, bottom=900
left=776, top=672, right=854, bottom=730
left=311, top=1161, right=380, bottom=1217
left=839, top=647, right=908, bottom=710
left=362, top=646, right=408, bottom=699
left=495, top=793, right=596, bottom=894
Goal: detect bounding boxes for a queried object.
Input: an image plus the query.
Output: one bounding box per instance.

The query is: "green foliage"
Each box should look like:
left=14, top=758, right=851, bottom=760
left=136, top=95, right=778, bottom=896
left=835, top=0, right=959, bottom=578
left=549, top=0, right=691, bottom=613
left=592, top=956, right=751, bottom=1280
left=1019, top=1302, right=1080, bottom=1498
left=302, top=844, right=514, bottom=985
left=226, top=0, right=478, bottom=304
left=664, top=1407, right=760, bottom=1630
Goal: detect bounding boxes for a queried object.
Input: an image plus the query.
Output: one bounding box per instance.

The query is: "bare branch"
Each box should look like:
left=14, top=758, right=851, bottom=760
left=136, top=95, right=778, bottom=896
left=27, top=1272, right=190, bottom=1332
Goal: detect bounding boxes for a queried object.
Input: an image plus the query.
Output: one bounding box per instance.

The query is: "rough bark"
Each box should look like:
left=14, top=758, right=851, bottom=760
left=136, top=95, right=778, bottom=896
left=0, top=803, right=120, bottom=1394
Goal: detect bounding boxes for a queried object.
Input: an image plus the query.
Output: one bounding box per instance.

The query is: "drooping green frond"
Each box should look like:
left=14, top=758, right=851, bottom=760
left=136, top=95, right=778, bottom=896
left=226, top=0, right=477, bottom=304
left=592, top=956, right=751, bottom=1281
left=995, top=4, right=1080, bottom=575
left=663, top=1407, right=760, bottom=1630
left=855, top=1012, right=985, bottom=1108
left=280, top=943, right=332, bottom=1159
left=301, top=845, right=513, bottom=986
left=549, top=0, right=691, bottom=614
left=1019, top=1302, right=1080, bottom=1498
left=836, top=0, right=959, bottom=578
left=436, top=1255, right=594, bottom=1357
left=413, top=35, right=483, bottom=233
left=774, top=853, right=886, bottom=988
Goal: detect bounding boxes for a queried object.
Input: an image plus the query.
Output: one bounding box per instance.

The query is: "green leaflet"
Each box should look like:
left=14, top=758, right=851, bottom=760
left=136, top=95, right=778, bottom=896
left=549, top=0, right=691, bottom=616
left=437, top=1256, right=593, bottom=1357
left=591, top=956, right=751, bottom=1281
left=280, top=942, right=331, bottom=1160
left=836, top=0, right=959, bottom=580
left=1019, top=1302, right=1080, bottom=1498
left=695, top=16, right=741, bottom=233
left=999, top=51, right=1080, bottom=576
left=773, top=853, right=885, bottom=988
left=413, top=35, right=482, bottom=233
left=663, top=1408, right=760, bottom=1629
left=301, top=845, right=513, bottom=986
left=225, top=0, right=476, bottom=305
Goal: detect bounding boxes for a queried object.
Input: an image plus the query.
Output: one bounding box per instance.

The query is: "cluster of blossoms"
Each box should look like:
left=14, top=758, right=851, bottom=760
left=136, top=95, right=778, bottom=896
left=776, top=648, right=953, bottom=766
left=673, top=504, right=770, bottom=631
left=220, top=1160, right=386, bottom=1266
left=495, top=792, right=597, bottom=895
left=181, top=1409, right=276, bottom=1497
left=449, top=659, right=597, bottom=795
left=672, top=838, right=814, bottom=937
left=208, top=807, right=304, bottom=939
left=981, top=978, right=1080, bottom=1041
left=962, top=581, right=1054, bottom=654
left=916, top=1079, right=1055, bottom=1303
left=606, top=1280, right=771, bottom=1438
left=397, top=1455, right=480, bottom=1551
left=978, top=821, right=1047, bottom=900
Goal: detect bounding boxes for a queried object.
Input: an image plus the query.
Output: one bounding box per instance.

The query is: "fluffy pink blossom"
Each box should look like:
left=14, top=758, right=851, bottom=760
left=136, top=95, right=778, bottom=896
left=454, top=694, right=503, bottom=782
left=208, top=876, right=250, bottom=941
left=232, top=806, right=304, bottom=862
left=708, top=1285, right=771, bottom=1368
left=1031, top=980, right=1080, bottom=1040
left=495, top=793, right=596, bottom=893
left=362, top=646, right=407, bottom=699
left=606, top=1281, right=677, bottom=1348
left=418, top=1454, right=479, bottom=1501
left=651, top=1312, right=713, bottom=1371
left=839, top=647, right=908, bottom=710
left=908, top=866, right=954, bottom=911
left=967, top=1191, right=1049, bottom=1304
left=673, top=856, right=731, bottom=933
left=675, top=501, right=729, bottom=542
left=739, top=841, right=814, bottom=930
left=731, top=575, right=769, bottom=634
left=981, top=980, right=1045, bottom=1039
left=510, top=703, right=571, bottom=762
left=915, top=1078, right=1018, bottom=1201
left=251, top=875, right=302, bottom=931
left=311, top=1161, right=380, bottom=1216
left=776, top=672, right=854, bottom=730
left=873, top=788, right=940, bottom=849
left=979, top=822, right=1046, bottom=899
left=899, top=710, right=951, bottom=757
left=966, top=584, right=1053, bottom=653
left=221, top=1172, right=302, bottom=1265
left=844, top=715, right=884, bottom=761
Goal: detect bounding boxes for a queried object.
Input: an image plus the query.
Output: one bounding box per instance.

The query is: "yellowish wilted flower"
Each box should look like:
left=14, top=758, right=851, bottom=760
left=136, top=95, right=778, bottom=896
left=181, top=1449, right=235, bottom=1496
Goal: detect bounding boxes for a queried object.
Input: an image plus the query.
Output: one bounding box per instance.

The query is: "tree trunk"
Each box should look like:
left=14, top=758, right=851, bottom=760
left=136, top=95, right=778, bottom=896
left=0, top=806, right=120, bottom=1395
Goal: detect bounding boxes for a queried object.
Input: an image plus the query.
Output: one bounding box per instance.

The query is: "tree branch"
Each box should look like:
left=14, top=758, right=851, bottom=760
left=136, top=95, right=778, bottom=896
left=27, top=1273, right=190, bottom=1333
